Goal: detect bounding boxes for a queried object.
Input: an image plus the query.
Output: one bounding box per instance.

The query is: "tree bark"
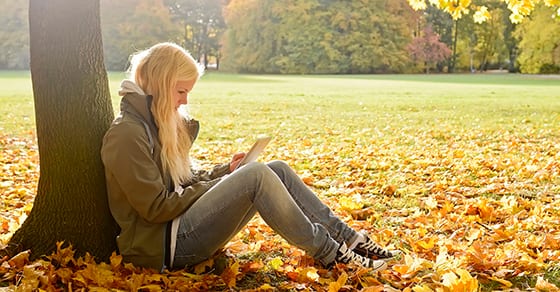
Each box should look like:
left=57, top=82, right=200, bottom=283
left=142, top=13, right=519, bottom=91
left=3, top=0, right=118, bottom=262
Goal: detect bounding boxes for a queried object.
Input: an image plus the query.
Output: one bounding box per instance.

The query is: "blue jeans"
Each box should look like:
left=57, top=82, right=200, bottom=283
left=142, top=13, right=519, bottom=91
left=173, top=160, right=360, bottom=268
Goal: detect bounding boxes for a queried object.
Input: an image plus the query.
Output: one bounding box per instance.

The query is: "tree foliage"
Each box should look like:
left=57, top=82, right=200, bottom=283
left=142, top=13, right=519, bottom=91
left=221, top=0, right=417, bottom=74
left=407, top=0, right=560, bottom=23
left=0, top=1, right=558, bottom=73
left=220, top=0, right=280, bottom=73
left=0, top=0, right=29, bottom=69
left=514, top=4, right=560, bottom=73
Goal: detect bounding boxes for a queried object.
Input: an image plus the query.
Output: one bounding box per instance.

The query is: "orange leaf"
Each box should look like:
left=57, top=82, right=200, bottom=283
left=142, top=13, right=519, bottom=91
left=8, top=250, right=30, bottom=268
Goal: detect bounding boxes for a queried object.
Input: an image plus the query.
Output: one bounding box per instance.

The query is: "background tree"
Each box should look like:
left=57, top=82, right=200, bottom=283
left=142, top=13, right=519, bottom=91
left=407, top=26, right=452, bottom=73
left=472, top=8, right=508, bottom=71
left=0, top=0, right=29, bottom=69
left=221, top=0, right=280, bottom=73
left=101, top=0, right=181, bottom=71
left=165, top=0, right=227, bottom=69
left=424, top=6, right=455, bottom=72
left=514, top=3, right=560, bottom=73
left=327, top=0, right=415, bottom=73
left=3, top=0, right=118, bottom=261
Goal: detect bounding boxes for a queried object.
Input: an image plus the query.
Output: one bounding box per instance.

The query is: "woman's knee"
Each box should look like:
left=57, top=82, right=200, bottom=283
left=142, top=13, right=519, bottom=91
left=242, top=161, right=270, bottom=174
left=267, top=160, right=291, bottom=173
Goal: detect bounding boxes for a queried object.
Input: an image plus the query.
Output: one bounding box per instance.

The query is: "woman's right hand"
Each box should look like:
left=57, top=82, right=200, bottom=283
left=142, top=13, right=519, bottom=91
left=229, top=152, right=246, bottom=172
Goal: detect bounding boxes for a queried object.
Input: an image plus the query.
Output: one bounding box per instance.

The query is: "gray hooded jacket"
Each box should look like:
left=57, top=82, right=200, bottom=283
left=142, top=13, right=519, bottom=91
left=101, top=80, right=230, bottom=271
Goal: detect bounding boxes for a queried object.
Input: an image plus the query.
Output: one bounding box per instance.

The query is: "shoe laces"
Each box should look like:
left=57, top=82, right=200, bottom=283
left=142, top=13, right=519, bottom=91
left=337, top=243, right=386, bottom=270
left=358, top=239, right=393, bottom=258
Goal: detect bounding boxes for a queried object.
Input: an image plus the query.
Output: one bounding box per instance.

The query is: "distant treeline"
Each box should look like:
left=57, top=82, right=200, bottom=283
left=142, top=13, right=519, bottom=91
left=1, top=0, right=558, bottom=74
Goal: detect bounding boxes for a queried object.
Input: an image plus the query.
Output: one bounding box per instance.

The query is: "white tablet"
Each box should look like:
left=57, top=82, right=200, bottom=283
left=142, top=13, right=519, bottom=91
left=235, top=136, right=272, bottom=170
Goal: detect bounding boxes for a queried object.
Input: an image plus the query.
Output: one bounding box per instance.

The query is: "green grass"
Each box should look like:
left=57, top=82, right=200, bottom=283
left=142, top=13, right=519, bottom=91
left=190, top=72, right=560, bottom=149
left=1, top=70, right=558, bottom=141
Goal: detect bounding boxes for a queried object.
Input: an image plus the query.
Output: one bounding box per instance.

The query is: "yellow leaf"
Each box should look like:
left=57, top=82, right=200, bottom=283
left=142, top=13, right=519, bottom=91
left=465, top=228, right=482, bottom=243
left=339, top=195, right=364, bottom=211
left=416, top=236, right=437, bottom=251
left=480, top=199, right=494, bottom=219
left=412, top=284, right=434, bottom=292
left=393, top=264, right=411, bottom=275
left=257, top=283, right=276, bottom=290
left=488, top=276, right=512, bottom=288
left=20, top=266, right=41, bottom=290
left=452, top=149, right=465, bottom=158
left=441, top=271, right=458, bottom=287
left=109, top=252, right=122, bottom=269
left=221, top=260, right=240, bottom=288
left=268, top=257, right=284, bottom=271
left=408, top=0, right=428, bottom=10
left=510, top=13, right=524, bottom=23
left=423, top=196, right=438, bottom=210
left=304, top=267, right=320, bottom=282
left=442, top=269, right=478, bottom=291
left=393, top=254, right=433, bottom=277
left=473, top=6, right=491, bottom=23
left=328, top=272, right=348, bottom=292
left=456, top=269, right=478, bottom=291
left=535, top=276, right=560, bottom=291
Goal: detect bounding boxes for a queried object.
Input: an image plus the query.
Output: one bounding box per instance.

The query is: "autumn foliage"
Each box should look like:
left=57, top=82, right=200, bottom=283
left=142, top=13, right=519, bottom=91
left=407, top=26, right=452, bottom=73
left=2, top=116, right=560, bottom=291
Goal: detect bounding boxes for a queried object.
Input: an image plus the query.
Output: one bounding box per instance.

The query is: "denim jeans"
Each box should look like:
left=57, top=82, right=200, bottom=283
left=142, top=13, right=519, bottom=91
left=173, top=160, right=360, bottom=268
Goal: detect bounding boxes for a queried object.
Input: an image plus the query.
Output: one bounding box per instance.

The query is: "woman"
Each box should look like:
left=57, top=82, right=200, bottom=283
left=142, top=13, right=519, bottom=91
left=101, top=42, right=399, bottom=272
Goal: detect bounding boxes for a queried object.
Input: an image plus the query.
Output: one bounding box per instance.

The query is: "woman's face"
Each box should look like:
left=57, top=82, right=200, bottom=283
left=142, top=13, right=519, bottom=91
left=174, top=79, right=197, bottom=109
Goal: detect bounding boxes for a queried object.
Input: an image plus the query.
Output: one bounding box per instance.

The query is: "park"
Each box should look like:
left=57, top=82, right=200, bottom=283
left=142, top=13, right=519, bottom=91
left=1, top=0, right=560, bottom=291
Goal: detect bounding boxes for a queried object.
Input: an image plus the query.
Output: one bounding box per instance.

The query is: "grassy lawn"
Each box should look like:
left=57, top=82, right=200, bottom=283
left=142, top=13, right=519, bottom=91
left=1, top=71, right=560, bottom=290
left=2, top=71, right=559, bottom=140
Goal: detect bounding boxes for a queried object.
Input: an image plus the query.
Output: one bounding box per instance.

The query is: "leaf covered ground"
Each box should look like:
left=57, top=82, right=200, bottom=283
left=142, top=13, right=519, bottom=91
left=1, top=73, right=560, bottom=291
left=2, top=126, right=560, bottom=291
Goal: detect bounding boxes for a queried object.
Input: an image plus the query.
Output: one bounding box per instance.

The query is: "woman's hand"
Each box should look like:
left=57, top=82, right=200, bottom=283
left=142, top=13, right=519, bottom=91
left=229, top=152, right=246, bottom=172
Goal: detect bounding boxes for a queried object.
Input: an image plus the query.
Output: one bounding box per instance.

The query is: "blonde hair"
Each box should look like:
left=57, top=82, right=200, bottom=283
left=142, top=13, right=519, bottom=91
left=128, top=42, right=204, bottom=185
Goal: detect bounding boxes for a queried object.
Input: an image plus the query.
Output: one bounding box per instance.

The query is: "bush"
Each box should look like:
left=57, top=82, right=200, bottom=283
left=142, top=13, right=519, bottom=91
left=539, top=63, right=560, bottom=74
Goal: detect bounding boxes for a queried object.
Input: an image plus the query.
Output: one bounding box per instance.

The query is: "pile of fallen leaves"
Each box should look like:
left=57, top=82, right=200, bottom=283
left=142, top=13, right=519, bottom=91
left=1, top=125, right=560, bottom=291
left=0, top=136, right=37, bottom=246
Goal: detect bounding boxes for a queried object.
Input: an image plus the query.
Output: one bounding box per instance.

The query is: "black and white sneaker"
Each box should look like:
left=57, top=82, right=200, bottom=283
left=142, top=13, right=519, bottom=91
left=335, top=242, right=387, bottom=272
left=353, top=231, right=401, bottom=260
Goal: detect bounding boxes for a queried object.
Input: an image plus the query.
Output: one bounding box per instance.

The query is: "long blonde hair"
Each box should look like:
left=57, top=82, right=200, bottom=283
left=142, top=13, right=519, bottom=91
left=128, top=42, right=204, bottom=185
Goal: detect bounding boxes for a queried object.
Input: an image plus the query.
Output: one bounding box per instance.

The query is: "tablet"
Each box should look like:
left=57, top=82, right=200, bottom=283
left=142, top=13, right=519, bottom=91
left=235, top=136, right=272, bottom=170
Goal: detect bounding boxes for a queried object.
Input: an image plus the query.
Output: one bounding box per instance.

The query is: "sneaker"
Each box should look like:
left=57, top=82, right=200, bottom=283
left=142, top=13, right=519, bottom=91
left=335, top=242, right=387, bottom=272
left=353, top=231, right=401, bottom=260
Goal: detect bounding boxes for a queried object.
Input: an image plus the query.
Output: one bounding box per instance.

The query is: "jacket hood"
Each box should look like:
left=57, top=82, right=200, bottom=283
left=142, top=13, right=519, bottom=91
left=118, top=80, right=200, bottom=142
left=119, top=80, right=153, bottom=124
left=119, top=79, right=145, bottom=96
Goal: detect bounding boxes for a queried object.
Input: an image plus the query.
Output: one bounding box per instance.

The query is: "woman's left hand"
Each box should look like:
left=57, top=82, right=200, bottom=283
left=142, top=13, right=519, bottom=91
left=229, top=152, right=246, bottom=172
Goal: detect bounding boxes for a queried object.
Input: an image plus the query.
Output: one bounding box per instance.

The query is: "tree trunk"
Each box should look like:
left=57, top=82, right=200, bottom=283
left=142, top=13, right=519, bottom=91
left=449, top=19, right=458, bottom=73
left=3, top=0, right=118, bottom=262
